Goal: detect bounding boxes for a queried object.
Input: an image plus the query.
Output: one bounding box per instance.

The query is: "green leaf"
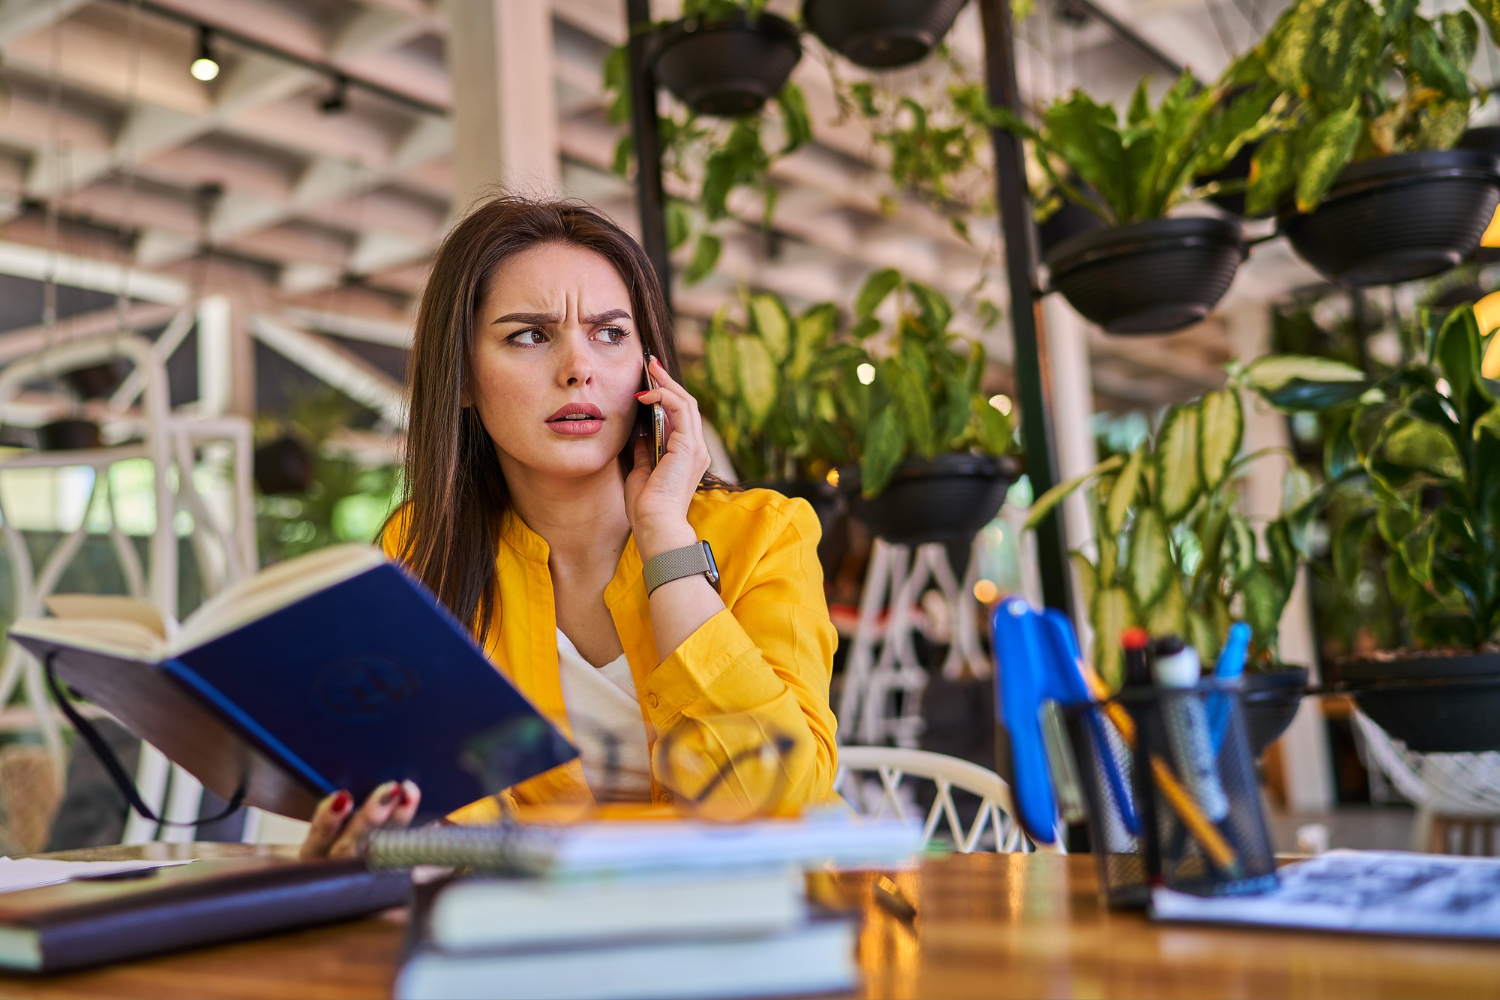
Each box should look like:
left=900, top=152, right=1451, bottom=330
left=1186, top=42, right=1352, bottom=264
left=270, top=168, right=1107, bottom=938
left=974, top=401, right=1013, bottom=455
left=666, top=199, right=691, bottom=251
left=1438, top=10, right=1481, bottom=69
left=860, top=407, right=907, bottom=499
left=1296, top=101, right=1364, bottom=213
left=1187, top=604, right=1225, bottom=668
left=1303, top=0, right=1383, bottom=112
left=1245, top=354, right=1366, bottom=392
left=1382, top=418, right=1463, bottom=478
left=788, top=303, right=836, bottom=380
left=1240, top=567, right=1288, bottom=650
left=855, top=268, right=902, bottom=318
left=748, top=293, right=792, bottom=364
left=1091, top=587, right=1135, bottom=690
left=1267, top=519, right=1298, bottom=592
left=1282, top=465, right=1316, bottom=517
left=1332, top=509, right=1373, bottom=586
left=1469, top=0, right=1500, bottom=47
left=1127, top=79, right=1151, bottom=127
left=906, top=282, right=953, bottom=337
left=1126, top=506, right=1173, bottom=612
left=1145, top=578, right=1186, bottom=638
left=1041, top=91, right=1130, bottom=223
left=1405, top=18, right=1472, bottom=103
left=884, top=358, right=936, bottom=458
left=1435, top=304, right=1486, bottom=419
left=1155, top=404, right=1202, bottom=522
left=735, top=334, right=778, bottom=431
left=1106, top=445, right=1145, bottom=536
left=1197, top=388, right=1244, bottom=491
left=1226, top=513, right=1258, bottom=581
left=683, top=232, right=721, bottom=285
left=703, top=306, right=736, bottom=398
left=1246, top=130, right=1297, bottom=217
left=1071, top=551, right=1098, bottom=614
left=774, top=83, right=811, bottom=152
left=1025, top=455, right=1126, bottom=530
left=941, top=374, right=970, bottom=446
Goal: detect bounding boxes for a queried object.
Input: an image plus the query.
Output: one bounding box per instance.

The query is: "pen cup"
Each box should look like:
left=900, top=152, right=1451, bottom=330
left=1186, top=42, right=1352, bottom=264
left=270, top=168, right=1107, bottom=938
left=1061, top=703, right=1149, bottom=909
left=1126, top=680, right=1278, bottom=898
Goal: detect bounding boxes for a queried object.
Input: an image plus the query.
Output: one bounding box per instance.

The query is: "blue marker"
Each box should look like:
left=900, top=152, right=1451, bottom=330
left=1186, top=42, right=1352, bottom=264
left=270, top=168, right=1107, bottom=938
left=1207, top=623, right=1251, bottom=753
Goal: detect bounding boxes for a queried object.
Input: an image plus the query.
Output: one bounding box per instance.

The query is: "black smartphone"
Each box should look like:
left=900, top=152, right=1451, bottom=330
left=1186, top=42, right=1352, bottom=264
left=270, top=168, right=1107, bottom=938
left=638, top=352, right=666, bottom=467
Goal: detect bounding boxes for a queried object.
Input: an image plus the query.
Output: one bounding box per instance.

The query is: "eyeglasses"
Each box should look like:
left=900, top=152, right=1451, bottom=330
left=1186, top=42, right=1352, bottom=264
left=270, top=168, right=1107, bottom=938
left=460, top=710, right=800, bottom=824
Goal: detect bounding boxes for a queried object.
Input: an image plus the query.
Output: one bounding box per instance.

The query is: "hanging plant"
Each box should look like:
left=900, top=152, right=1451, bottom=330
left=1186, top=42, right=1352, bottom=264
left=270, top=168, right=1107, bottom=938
left=603, top=10, right=812, bottom=285
left=802, top=0, right=971, bottom=70
left=1239, top=0, right=1500, bottom=284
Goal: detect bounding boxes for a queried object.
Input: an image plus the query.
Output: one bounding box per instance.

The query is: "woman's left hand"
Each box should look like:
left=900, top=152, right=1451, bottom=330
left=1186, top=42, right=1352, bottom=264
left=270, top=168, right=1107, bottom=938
left=624, top=355, right=710, bottom=557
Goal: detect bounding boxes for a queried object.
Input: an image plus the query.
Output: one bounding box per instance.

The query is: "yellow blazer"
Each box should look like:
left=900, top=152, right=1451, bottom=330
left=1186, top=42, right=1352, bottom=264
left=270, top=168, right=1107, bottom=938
left=381, top=488, right=839, bottom=821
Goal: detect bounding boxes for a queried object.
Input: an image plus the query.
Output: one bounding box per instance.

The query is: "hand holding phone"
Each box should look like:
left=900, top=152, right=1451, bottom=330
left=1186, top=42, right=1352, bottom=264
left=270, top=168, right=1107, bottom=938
left=638, top=352, right=667, bottom=468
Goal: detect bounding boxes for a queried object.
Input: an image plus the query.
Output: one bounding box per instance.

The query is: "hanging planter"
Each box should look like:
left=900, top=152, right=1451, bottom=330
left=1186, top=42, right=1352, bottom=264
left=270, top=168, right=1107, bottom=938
left=1334, top=650, right=1500, bottom=753
left=651, top=12, right=801, bottom=117
left=1044, top=217, right=1245, bottom=335
left=802, top=0, right=966, bottom=69
left=254, top=436, right=315, bottom=495
left=37, top=418, right=101, bottom=451
left=1278, top=150, right=1500, bottom=287
left=1241, top=665, right=1308, bottom=758
left=848, top=453, right=1017, bottom=546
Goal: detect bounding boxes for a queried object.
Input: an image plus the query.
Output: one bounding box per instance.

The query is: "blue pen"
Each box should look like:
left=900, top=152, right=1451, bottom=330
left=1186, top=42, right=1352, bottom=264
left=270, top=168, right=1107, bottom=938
left=1207, top=623, right=1251, bottom=753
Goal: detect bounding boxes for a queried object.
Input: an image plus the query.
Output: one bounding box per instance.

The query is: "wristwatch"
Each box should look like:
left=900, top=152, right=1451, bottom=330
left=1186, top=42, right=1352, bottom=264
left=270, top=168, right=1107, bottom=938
left=643, top=540, right=720, bottom=595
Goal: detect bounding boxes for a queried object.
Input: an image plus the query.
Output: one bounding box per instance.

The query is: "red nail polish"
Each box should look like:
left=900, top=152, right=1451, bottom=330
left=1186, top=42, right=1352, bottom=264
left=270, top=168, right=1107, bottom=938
left=380, top=785, right=400, bottom=806
left=396, top=788, right=411, bottom=807
left=331, top=791, right=351, bottom=813
left=633, top=390, right=648, bottom=399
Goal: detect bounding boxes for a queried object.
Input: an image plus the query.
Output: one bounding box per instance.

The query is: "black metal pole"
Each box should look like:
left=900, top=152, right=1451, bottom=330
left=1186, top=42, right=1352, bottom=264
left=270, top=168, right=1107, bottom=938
left=624, top=0, right=673, bottom=318
left=978, top=0, right=1073, bottom=616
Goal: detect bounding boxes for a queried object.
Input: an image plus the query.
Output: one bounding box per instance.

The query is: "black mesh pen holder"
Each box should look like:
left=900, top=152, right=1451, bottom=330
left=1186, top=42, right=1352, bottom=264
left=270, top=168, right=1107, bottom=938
left=1123, top=681, right=1279, bottom=898
left=1061, top=702, right=1149, bottom=909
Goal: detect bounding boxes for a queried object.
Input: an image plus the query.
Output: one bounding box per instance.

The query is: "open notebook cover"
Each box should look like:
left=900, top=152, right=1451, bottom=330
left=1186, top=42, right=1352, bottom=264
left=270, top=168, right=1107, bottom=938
left=10, top=559, right=577, bottom=822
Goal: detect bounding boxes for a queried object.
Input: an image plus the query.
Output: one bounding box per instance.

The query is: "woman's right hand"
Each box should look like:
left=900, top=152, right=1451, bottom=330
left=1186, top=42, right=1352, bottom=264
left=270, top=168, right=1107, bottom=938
left=299, top=780, right=421, bottom=859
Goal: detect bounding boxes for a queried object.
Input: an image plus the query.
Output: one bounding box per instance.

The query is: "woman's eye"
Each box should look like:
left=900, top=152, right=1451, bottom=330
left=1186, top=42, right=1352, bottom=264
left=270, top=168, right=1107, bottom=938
left=598, top=326, right=630, bottom=344
left=508, top=329, right=546, bottom=346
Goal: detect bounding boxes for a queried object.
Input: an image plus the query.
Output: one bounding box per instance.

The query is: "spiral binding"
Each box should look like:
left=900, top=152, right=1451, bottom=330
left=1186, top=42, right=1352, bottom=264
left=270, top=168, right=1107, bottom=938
left=365, top=823, right=562, bottom=874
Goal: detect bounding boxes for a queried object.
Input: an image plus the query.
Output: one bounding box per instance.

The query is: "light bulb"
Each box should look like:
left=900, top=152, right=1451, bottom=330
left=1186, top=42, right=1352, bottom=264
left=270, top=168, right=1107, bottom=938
left=190, top=56, right=220, bottom=81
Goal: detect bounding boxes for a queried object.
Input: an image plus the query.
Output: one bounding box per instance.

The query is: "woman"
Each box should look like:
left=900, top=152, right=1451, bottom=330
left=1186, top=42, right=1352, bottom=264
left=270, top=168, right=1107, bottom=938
left=302, top=197, right=839, bottom=858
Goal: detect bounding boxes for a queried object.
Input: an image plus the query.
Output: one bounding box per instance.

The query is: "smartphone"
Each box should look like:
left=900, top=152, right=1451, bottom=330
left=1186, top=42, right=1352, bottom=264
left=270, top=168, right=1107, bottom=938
left=638, top=352, right=667, bottom=467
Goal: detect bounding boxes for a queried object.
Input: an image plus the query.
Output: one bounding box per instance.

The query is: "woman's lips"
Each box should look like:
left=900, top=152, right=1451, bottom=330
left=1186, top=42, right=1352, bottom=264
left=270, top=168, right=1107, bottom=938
left=546, top=402, right=605, bottom=436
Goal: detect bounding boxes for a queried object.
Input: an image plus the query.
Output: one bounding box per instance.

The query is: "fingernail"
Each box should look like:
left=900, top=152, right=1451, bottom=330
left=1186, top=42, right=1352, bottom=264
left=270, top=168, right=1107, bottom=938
left=398, top=780, right=417, bottom=807
left=379, top=783, right=400, bottom=806
left=633, top=390, right=648, bottom=399
left=330, top=791, right=351, bottom=813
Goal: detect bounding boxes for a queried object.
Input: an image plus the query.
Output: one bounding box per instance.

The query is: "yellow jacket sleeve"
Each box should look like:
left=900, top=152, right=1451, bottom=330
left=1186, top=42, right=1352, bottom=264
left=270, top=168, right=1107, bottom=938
left=643, top=497, right=838, bottom=813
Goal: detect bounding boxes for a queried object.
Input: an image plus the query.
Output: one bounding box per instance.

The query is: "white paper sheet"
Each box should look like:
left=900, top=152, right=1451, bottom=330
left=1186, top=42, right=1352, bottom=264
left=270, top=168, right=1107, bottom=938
left=0, top=857, right=194, bottom=894
left=1151, top=850, right=1500, bottom=939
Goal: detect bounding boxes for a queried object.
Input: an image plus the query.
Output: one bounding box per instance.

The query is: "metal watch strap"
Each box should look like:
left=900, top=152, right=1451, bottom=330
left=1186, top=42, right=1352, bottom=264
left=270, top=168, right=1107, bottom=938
left=643, top=541, right=712, bottom=594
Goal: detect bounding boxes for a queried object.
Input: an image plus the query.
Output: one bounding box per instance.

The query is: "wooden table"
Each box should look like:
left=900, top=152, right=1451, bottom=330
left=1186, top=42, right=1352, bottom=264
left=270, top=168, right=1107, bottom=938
left=0, top=844, right=1497, bottom=999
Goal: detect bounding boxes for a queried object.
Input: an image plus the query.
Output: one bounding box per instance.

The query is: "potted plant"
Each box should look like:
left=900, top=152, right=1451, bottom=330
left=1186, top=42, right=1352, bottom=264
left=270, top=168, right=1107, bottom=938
left=1258, top=302, right=1500, bottom=752
left=645, top=0, right=802, bottom=118
left=818, top=269, right=1018, bottom=546
left=689, top=288, right=846, bottom=564
left=996, top=75, right=1278, bottom=333
left=1242, top=0, right=1500, bottom=285
left=604, top=15, right=811, bottom=285
left=1024, top=356, right=1362, bottom=753
left=803, top=0, right=969, bottom=69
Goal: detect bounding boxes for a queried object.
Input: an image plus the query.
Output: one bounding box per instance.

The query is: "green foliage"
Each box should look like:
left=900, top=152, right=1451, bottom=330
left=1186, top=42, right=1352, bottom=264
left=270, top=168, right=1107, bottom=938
left=687, top=290, right=842, bottom=484
left=817, top=272, right=1016, bottom=498
left=1242, top=0, right=1488, bottom=214
left=1025, top=375, right=1334, bottom=680
left=1256, top=303, right=1500, bottom=648
left=993, top=72, right=1283, bottom=224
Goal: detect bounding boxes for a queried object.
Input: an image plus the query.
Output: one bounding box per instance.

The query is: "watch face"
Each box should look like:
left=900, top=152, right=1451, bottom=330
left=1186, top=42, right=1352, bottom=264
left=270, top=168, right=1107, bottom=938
left=701, top=541, right=720, bottom=586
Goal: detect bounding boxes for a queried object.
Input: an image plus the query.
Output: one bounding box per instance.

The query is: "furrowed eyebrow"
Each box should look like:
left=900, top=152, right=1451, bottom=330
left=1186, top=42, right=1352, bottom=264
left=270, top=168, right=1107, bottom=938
left=490, top=309, right=632, bottom=326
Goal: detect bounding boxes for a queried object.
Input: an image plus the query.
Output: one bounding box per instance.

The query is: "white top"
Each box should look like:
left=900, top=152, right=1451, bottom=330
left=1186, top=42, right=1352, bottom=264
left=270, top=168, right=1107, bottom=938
left=556, top=629, right=653, bottom=802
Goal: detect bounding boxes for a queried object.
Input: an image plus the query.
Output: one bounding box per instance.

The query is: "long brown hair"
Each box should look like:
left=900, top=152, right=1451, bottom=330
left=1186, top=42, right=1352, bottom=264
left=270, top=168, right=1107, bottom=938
left=392, top=196, right=689, bottom=642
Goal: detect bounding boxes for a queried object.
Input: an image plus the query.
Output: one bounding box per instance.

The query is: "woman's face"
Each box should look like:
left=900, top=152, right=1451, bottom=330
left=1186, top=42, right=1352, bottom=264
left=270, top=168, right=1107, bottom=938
left=470, top=242, right=645, bottom=485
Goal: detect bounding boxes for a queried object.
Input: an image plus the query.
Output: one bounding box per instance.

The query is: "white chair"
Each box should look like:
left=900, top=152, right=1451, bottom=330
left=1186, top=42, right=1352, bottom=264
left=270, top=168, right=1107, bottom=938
left=834, top=745, right=1063, bottom=854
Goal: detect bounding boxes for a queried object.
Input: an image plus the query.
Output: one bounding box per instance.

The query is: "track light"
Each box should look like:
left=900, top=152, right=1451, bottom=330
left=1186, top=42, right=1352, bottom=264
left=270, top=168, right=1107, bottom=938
left=190, top=26, right=220, bottom=82
left=319, top=74, right=349, bottom=114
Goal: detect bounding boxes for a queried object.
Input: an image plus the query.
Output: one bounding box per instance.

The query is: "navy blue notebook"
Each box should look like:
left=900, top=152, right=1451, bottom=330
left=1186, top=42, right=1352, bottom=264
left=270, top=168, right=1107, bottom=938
left=9, top=546, right=577, bottom=823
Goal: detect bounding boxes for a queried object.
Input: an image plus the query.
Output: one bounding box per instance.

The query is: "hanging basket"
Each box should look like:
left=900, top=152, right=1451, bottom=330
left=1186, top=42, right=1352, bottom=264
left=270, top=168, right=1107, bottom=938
left=254, top=436, right=316, bottom=495
left=1278, top=149, right=1500, bottom=287
left=1334, top=648, right=1500, bottom=753
left=802, top=0, right=967, bottom=69
left=651, top=12, right=801, bottom=117
left=1044, top=216, right=1245, bottom=335
left=37, top=418, right=101, bottom=451
left=1241, top=665, right=1308, bottom=758
left=847, top=453, right=1017, bottom=546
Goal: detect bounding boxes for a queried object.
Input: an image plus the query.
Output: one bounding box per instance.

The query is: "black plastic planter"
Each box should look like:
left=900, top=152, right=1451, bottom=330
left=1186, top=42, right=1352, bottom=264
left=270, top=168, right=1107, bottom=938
left=1335, top=649, right=1500, bottom=753
left=1279, top=149, right=1500, bottom=287
left=1044, top=217, right=1245, bottom=335
left=1241, top=665, right=1308, bottom=758
left=848, top=453, right=1017, bottom=546
left=652, top=13, right=801, bottom=117
left=802, top=0, right=967, bottom=69
left=37, top=418, right=101, bottom=451
left=254, top=436, right=316, bottom=495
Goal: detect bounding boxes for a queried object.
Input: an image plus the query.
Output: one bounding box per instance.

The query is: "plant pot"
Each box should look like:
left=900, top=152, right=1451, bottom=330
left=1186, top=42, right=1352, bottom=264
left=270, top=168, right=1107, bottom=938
left=746, top=478, right=845, bottom=580
left=1278, top=149, right=1500, bottom=287
left=37, top=418, right=101, bottom=451
left=1037, top=199, right=1106, bottom=258
left=61, top=360, right=129, bottom=401
left=1335, top=648, right=1500, bottom=753
left=1241, top=665, right=1308, bottom=758
left=848, top=453, right=1017, bottom=546
left=802, top=0, right=966, bottom=69
left=254, top=436, right=315, bottom=495
left=1044, top=217, right=1245, bottom=335
left=651, top=12, right=801, bottom=117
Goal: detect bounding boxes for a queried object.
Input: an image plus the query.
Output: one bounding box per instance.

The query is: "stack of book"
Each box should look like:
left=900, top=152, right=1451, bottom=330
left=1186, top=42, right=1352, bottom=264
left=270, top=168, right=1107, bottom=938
left=375, top=817, right=920, bottom=1000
